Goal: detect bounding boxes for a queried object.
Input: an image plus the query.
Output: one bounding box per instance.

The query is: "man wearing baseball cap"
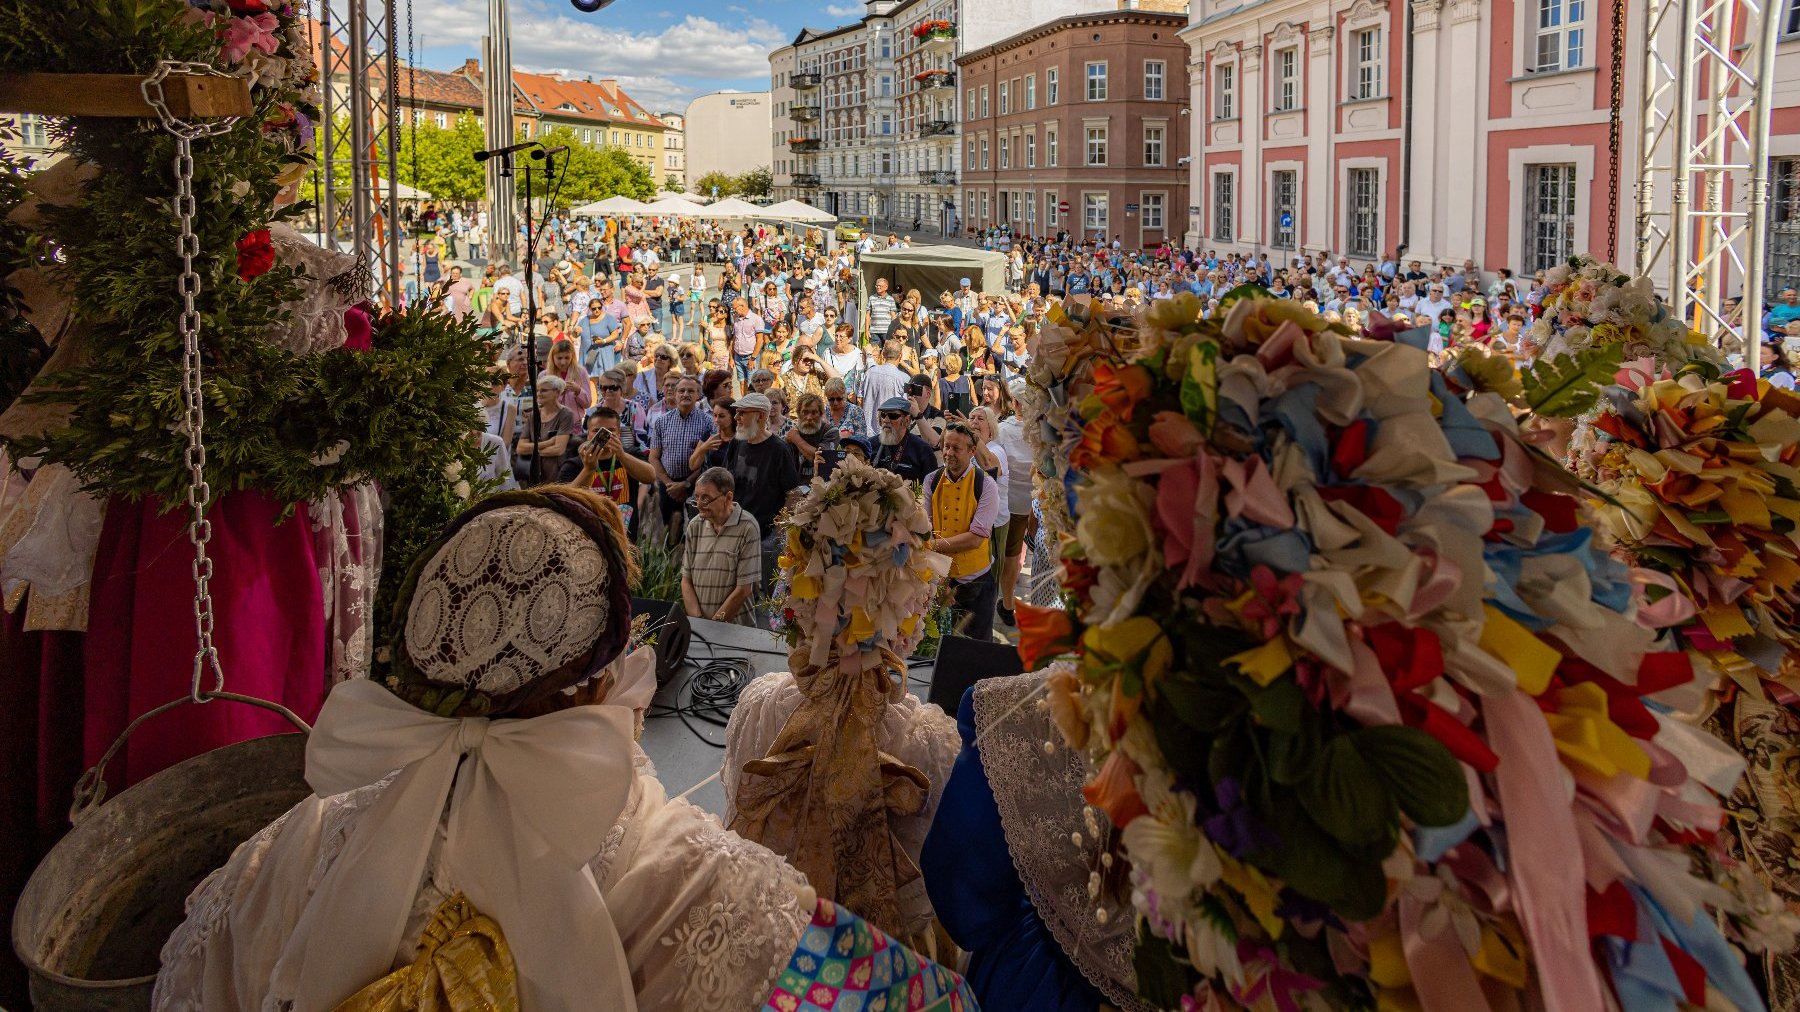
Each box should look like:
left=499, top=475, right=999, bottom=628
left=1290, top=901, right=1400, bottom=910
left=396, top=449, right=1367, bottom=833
left=717, top=392, right=802, bottom=587
left=954, top=277, right=978, bottom=321
left=869, top=395, right=937, bottom=483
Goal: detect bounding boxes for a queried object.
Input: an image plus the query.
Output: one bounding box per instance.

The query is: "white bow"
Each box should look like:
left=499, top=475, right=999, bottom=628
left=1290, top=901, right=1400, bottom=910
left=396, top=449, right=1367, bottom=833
left=268, top=649, right=658, bottom=1011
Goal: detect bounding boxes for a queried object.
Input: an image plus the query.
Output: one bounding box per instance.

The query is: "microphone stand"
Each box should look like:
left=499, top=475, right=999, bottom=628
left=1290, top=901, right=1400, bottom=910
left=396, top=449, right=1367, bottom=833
left=517, top=147, right=569, bottom=486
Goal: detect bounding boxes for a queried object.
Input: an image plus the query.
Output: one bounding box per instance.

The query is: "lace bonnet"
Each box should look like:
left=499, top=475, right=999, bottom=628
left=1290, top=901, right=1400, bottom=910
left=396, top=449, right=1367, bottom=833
left=383, top=488, right=634, bottom=717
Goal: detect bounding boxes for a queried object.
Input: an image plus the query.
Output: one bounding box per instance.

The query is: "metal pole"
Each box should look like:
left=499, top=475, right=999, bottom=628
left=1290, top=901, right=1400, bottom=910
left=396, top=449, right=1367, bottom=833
left=1668, top=0, right=1699, bottom=321
left=319, top=7, right=338, bottom=248
left=483, top=0, right=517, bottom=268
left=1741, top=0, right=1781, bottom=372
left=348, top=0, right=371, bottom=271
left=383, top=0, right=402, bottom=307
left=1696, top=0, right=1731, bottom=335
left=520, top=157, right=542, bottom=484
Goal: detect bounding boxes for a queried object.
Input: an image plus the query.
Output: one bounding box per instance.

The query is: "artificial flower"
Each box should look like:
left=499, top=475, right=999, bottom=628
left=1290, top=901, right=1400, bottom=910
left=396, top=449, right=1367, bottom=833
left=1073, top=410, right=1140, bottom=467
left=235, top=228, right=275, bottom=280
left=1147, top=410, right=1204, bottom=458
left=1082, top=748, right=1147, bottom=828
left=1044, top=664, right=1090, bottom=749
left=1016, top=601, right=1076, bottom=671
left=1092, top=361, right=1154, bottom=420
left=1074, top=469, right=1155, bottom=570
left=1081, top=617, right=1173, bottom=688
left=220, top=12, right=279, bottom=63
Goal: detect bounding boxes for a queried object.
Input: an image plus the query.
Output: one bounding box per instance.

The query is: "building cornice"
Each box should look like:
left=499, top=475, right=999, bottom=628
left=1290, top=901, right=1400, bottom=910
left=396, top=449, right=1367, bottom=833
left=955, top=10, right=1188, bottom=67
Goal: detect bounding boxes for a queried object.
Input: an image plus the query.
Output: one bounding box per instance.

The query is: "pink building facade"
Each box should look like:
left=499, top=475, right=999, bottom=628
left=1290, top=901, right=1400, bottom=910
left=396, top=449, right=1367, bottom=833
left=1181, top=0, right=1800, bottom=291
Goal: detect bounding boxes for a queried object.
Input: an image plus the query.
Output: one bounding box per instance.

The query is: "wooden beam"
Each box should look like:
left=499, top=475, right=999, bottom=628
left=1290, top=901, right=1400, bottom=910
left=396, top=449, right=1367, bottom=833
left=0, top=71, right=253, bottom=119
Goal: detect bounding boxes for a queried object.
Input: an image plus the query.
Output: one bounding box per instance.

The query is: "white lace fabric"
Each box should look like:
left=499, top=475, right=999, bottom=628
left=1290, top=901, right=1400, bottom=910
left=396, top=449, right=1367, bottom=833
left=973, top=667, right=1156, bottom=1012
left=265, top=222, right=367, bottom=357
left=403, top=506, right=610, bottom=696
left=0, top=462, right=105, bottom=631
left=721, top=670, right=960, bottom=940
left=152, top=755, right=813, bottom=1012
left=309, top=482, right=382, bottom=684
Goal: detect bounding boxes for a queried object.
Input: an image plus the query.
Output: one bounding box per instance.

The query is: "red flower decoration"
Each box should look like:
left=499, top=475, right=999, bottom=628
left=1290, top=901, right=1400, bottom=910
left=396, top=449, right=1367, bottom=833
left=226, top=0, right=271, bottom=12
left=235, top=228, right=275, bottom=281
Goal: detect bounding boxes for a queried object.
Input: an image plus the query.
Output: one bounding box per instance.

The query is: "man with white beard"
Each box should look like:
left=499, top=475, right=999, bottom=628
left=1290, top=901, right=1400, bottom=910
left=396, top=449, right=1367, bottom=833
left=717, top=392, right=802, bottom=589
left=868, top=395, right=937, bottom=484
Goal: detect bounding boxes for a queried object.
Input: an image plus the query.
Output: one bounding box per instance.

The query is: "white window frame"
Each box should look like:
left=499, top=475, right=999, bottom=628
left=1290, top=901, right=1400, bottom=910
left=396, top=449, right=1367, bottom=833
left=1352, top=28, right=1383, bottom=100
left=1786, top=0, right=1800, bottom=35
left=1273, top=47, right=1300, bottom=112
left=1084, top=192, right=1108, bottom=231
left=1215, top=61, right=1236, bottom=119
left=966, top=139, right=976, bottom=169
left=980, top=85, right=989, bottom=118
left=1145, top=60, right=1166, bottom=100
left=1045, top=189, right=1059, bottom=229
left=980, top=136, right=990, bottom=168
left=1086, top=61, right=1108, bottom=101
left=1140, top=192, right=1166, bottom=230
left=1025, top=73, right=1037, bottom=110
left=1000, top=136, right=1010, bottom=169
left=1505, top=144, right=1594, bottom=273
left=999, top=81, right=1009, bottom=115
left=1269, top=166, right=1299, bottom=249
left=1047, top=126, right=1059, bottom=167
left=1047, top=67, right=1060, bottom=105
left=1085, top=124, right=1107, bottom=167
left=1143, top=123, right=1165, bottom=167
left=966, top=88, right=976, bottom=115
left=1522, top=162, right=1579, bottom=272
left=1026, top=133, right=1037, bottom=168
left=1529, top=0, right=1590, bottom=74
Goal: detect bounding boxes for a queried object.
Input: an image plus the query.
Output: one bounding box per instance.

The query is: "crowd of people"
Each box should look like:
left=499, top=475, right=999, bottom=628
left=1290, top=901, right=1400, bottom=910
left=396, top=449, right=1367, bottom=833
left=431, top=209, right=1796, bottom=641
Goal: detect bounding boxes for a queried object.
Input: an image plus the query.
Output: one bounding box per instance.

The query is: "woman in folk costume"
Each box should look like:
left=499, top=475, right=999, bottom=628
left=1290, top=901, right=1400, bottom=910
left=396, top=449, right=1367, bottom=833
left=723, top=457, right=964, bottom=948
left=152, top=484, right=976, bottom=1012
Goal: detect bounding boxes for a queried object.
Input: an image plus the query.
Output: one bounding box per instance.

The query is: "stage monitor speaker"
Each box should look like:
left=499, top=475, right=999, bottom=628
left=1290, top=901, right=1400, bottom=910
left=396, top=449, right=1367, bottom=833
left=630, top=596, right=691, bottom=688
left=927, top=635, right=1025, bottom=712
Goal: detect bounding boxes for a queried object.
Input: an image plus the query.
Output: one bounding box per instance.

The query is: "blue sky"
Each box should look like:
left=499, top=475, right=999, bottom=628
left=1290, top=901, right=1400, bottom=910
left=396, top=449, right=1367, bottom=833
left=400, top=0, right=868, bottom=115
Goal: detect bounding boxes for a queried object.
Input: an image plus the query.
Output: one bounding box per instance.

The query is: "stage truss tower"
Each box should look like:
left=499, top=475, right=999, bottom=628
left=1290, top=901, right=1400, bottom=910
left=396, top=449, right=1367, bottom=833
left=1634, top=0, right=1782, bottom=368
left=318, top=0, right=403, bottom=307
left=483, top=0, right=519, bottom=269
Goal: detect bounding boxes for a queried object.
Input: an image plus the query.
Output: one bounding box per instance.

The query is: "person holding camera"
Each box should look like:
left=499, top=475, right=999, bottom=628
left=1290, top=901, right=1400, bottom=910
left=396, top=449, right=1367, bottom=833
left=562, top=406, right=655, bottom=533
left=868, top=395, right=937, bottom=484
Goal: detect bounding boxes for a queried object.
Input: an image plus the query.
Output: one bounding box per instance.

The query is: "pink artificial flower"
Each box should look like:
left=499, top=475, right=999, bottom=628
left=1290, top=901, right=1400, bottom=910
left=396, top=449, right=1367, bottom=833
left=220, top=13, right=280, bottom=64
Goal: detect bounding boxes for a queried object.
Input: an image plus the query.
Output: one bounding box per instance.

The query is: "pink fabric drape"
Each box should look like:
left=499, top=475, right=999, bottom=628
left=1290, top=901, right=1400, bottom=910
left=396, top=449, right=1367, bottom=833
left=83, top=491, right=326, bottom=788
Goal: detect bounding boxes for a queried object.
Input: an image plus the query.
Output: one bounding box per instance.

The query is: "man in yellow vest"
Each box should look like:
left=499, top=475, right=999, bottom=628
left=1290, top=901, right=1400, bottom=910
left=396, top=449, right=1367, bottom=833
left=924, top=422, right=1003, bottom=642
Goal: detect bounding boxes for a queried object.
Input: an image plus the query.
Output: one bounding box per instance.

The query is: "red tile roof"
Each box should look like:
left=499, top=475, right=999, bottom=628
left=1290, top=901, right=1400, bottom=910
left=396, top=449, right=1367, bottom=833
left=512, top=71, right=666, bottom=129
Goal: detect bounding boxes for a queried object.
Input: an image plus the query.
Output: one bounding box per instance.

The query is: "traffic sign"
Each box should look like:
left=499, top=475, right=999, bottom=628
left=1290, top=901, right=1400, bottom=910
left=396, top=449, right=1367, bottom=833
left=1125, top=202, right=1139, bottom=211
left=1280, top=211, right=1294, bottom=228
left=1058, top=201, right=1069, bottom=212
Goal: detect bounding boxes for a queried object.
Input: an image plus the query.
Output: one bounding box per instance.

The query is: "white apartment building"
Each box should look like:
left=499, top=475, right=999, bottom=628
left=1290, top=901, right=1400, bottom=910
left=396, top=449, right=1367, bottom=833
left=658, top=113, right=686, bottom=192
left=769, top=46, right=801, bottom=200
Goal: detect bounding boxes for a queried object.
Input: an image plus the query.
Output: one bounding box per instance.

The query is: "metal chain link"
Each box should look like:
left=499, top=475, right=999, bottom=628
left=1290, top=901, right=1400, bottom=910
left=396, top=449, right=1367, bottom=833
left=1606, top=0, right=1625, bottom=264
left=141, top=61, right=241, bottom=703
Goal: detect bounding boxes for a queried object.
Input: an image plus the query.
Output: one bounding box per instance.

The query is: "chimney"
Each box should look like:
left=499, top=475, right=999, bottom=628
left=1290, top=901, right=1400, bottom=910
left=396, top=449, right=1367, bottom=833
left=461, top=58, right=480, bottom=76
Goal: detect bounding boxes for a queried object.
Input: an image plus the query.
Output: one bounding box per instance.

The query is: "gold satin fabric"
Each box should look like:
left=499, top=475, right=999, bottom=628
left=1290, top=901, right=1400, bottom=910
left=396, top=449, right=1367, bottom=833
left=333, top=893, right=520, bottom=1012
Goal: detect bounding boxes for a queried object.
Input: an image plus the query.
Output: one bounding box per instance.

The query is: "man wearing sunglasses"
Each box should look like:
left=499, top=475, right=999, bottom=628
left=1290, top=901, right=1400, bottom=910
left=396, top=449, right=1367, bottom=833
left=868, top=396, right=936, bottom=483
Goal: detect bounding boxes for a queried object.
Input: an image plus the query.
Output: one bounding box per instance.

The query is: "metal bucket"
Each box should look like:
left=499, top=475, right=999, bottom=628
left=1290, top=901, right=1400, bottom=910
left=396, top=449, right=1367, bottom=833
left=11, top=733, right=310, bottom=1011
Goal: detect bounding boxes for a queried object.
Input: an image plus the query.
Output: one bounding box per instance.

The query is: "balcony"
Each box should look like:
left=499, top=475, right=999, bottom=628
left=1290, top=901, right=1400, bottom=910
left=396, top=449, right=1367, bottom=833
left=912, top=20, right=956, bottom=55
left=788, top=137, right=821, bottom=153
left=793, top=173, right=822, bottom=188
left=919, top=119, right=955, bottom=137
left=792, top=72, right=821, bottom=90
left=918, top=170, right=956, bottom=186
left=790, top=104, right=820, bottom=122
left=913, top=70, right=955, bottom=94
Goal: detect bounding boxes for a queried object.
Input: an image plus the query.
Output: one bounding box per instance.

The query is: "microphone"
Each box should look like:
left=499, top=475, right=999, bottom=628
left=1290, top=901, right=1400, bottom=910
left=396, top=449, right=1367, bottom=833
left=531, top=145, right=570, bottom=160
left=474, top=141, right=538, bottom=162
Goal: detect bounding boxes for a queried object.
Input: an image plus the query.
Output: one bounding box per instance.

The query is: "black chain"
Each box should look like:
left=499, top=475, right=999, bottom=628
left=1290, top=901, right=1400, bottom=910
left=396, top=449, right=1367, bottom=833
left=1606, top=0, right=1625, bottom=263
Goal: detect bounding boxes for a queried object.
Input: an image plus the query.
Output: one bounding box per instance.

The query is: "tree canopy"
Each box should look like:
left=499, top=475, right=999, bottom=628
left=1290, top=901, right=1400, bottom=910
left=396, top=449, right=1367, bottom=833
left=531, top=126, right=657, bottom=205
left=395, top=112, right=486, bottom=204
left=692, top=166, right=773, bottom=199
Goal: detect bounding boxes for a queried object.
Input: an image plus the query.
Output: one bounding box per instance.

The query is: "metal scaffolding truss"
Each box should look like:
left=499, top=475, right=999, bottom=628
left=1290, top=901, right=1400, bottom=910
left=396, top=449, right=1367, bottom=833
left=482, top=0, right=518, bottom=270
left=318, top=0, right=402, bottom=307
left=1634, top=0, right=1782, bottom=367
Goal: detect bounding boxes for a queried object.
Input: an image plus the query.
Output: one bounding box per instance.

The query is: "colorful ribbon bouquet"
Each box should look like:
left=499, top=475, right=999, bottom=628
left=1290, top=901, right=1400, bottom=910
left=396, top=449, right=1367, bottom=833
left=1018, top=288, right=1795, bottom=1011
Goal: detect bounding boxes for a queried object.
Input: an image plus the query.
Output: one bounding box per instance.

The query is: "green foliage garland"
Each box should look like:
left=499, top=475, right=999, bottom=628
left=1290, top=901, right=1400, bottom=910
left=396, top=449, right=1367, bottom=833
left=0, top=0, right=495, bottom=648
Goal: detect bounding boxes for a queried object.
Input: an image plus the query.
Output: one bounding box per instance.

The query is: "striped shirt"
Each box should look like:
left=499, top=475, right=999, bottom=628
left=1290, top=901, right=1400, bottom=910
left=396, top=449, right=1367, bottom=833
left=682, top=504, right=762, bottom=623
left=866, top=294, right=898, bottom=337
left=648, top=405, right=716, bottom=482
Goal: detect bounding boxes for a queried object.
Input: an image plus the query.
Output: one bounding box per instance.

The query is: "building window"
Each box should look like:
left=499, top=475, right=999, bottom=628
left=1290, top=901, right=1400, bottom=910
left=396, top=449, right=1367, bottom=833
left=1213, top=173, right=1234, bottom=242
left=980, top=136, right=989, bottom=168
left=1000, top=137, right=1010, bottom=168
left=1787, top=0, right=1800, bottom=34
left=1354, top=29, right=1382, bottom=99
left=1215, top=63, right=1235, bottom=119
left=879, top=34, right=892, bottom=59
left=1274, top=48, right=1299, bottom=111
left=966, top=139, right=976, bottom=169
left=1047, top=68, right=1060, bottom=105
left=1144, top=60, right=1165, bottom=100
left=1026, top=134, right=1036, bottom=167
left=1046, top=190, right=1059, bottom=227
left=1770, top=157, right=1800, bottom=293
left=1025, top=73, right=1037, bottom=109
left=880, top=74, right=893, bottom=96
left=1347, top=167, right=1379, bottom=257
left=880, top=113, right=892, bottom=134
left=999, top=82, right=1009, bottom=115
left=1085, top=61, right=1108, bottom=101
left=1141, top=193, right=1165, bottom=229
left=1085, top=125, right=1107, bottom=166
left=1271, top=169, right=1297, bottom=249
left=436, top=112, right=449, bottom=128
left=16, top=113, right=48, bottom=148
left=1083, top=193, right=1108, bottom=232
left=1525, top=163, right=1578, bottom=272
left=1532, top=0, right=1588, bottom=72
left=1047, top=128, right=1058, bottom=166
left=981, top=190, right=990, bottom=221
left=1143, top=125, right=1164, bottom=167
left=980, top=86, right=989, bottom=118
left=966, top=88, right=976, bottom=115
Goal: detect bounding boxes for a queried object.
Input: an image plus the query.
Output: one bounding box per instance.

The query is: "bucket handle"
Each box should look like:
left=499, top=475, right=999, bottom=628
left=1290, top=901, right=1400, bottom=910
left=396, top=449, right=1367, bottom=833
left=71, top=690, right=312, bottom=825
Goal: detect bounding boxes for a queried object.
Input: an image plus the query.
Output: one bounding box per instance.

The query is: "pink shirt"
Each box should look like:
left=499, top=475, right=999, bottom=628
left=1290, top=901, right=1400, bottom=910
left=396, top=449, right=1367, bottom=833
left=621, top=283, right=651, bottom=321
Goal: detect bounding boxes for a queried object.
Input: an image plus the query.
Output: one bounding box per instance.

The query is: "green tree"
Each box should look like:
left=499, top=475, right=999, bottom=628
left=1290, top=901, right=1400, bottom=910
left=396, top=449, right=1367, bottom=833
left=525, top=127, right=656, bottom=205
left=734, top=165, right=772, bottom=199
left=664, top=174, right=683, bottom=192
left=693, top=170, right=735, bottom=198
left=395, top=112, right=487, bottom=204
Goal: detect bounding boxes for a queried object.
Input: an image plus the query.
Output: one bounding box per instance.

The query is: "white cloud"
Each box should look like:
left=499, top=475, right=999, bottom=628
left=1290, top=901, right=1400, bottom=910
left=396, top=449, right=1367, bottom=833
left=823, top=3, right=862, bottom=15
left=404, top=0, right=784, bottom=107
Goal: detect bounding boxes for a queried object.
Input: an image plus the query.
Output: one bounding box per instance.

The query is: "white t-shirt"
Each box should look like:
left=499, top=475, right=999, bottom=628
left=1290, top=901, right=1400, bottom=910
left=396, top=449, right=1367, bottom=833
left=1415, top=297, right=1454, bottom=322
left=997, top=416, right=1034, bottom=516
